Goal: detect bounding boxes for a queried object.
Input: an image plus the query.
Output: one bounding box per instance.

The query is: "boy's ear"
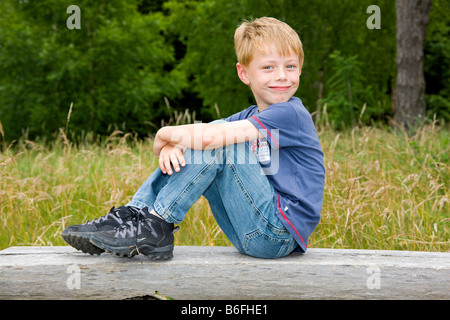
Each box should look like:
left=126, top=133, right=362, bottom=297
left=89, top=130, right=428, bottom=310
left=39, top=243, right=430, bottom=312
left=236, top=63, right=250, bottom=85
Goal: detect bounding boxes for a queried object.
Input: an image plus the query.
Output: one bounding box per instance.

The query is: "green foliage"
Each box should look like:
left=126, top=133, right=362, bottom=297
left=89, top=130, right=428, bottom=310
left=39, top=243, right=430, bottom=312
left=424, top=0, right=450, bottom=121
left=164, top=0, right=397, bottom=122
left=0, top=0, right=186, bottom=141
left=0, top=0, right=448, bottom=142
left=163, top=0, right=252, bottom=118
left=321, top=52, right=368, bottom=128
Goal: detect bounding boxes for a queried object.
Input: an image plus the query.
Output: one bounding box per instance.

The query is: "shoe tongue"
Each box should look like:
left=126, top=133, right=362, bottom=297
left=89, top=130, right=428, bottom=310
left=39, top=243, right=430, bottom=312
left=137, top=207, right=151, bottom=219
left=114, top=206, right=136, bottom=219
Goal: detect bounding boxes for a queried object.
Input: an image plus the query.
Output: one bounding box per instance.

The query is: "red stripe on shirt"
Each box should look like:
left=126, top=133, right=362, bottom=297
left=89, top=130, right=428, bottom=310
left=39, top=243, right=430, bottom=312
left=250, top=116, right=280, bottom=149
left=277, top=194, right=307, bottom=248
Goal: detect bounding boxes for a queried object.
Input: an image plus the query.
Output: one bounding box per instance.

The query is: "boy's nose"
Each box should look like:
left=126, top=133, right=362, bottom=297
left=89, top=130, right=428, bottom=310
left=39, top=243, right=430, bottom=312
left=276, top=69, right=287, bottom=81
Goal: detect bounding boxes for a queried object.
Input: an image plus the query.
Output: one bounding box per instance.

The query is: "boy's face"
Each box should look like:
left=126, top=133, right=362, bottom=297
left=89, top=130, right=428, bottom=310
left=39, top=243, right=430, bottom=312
left=236, top=45, right=301, bottom=111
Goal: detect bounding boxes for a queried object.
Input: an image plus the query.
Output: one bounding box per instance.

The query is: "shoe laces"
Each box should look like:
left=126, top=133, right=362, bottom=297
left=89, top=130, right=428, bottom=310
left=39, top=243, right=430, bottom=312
left=113, top=208, right=180, bottom=256
left=113, top=208, right=147, bottom=255
left=113, top=209, right=143, bottom=238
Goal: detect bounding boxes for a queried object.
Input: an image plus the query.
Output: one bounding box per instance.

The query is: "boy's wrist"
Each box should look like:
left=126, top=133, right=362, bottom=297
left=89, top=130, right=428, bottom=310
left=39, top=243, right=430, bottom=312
left=153, top=129, right=169, bottom=157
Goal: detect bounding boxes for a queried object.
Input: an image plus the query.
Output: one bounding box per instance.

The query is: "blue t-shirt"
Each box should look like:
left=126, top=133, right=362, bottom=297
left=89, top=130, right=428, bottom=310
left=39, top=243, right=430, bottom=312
left=224, top=97, right=325, bottom=252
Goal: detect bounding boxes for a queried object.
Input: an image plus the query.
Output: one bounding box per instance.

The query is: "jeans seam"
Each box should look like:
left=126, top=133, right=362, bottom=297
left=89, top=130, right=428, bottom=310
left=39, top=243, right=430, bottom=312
left=227, top=162, right=289, bottom=236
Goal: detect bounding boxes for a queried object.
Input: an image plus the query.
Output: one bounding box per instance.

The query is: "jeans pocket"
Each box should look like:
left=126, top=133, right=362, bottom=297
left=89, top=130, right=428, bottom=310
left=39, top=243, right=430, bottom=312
left=243, top=229, right=294, bottom=259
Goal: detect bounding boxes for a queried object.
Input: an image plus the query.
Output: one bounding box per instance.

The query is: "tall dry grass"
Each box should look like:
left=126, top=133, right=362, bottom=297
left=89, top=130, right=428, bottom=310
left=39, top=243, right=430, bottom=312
left=0, top=121, right=448, bottom=251
left=314, top=120, right=449, bottom=251
left=0, top=129, right=227, bottom=248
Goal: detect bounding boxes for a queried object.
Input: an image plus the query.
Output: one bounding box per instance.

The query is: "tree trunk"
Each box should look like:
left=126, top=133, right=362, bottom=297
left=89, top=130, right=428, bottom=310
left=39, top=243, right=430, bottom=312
left=394, top=0, right=432, bottom=129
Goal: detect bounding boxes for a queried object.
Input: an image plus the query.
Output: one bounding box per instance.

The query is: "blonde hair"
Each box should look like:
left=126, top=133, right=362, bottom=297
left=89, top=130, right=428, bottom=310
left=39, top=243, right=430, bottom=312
left=234, top=17, right=304, bottom=67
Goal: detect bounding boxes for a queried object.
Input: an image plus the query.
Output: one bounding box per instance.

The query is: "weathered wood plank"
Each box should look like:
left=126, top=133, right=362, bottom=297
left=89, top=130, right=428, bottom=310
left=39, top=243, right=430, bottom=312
left=0, top=246, right=449, bottom=300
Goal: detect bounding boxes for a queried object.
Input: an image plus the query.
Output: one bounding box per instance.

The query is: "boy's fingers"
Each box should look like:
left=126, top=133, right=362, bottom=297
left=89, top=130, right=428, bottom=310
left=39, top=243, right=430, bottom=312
left=159, top=155, right=172, bottom=175
left=175, top=148, right=186, bottom=168
left=164, top=156, right=173, bottom=175
left=158, top=156, right=166, bottom=174
left=170, top=153, right=180, bottom=172
left=178, top=152, right=186, bottom=167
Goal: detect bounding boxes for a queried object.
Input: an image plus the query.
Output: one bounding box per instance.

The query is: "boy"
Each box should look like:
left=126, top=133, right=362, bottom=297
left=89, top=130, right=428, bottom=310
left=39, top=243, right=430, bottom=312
left=62, top=17, right=325, bottom=260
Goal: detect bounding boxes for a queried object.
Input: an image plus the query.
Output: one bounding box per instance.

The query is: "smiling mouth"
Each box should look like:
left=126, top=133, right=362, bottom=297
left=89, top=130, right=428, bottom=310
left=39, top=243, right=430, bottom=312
left=269, top=86, right=291, bottom=92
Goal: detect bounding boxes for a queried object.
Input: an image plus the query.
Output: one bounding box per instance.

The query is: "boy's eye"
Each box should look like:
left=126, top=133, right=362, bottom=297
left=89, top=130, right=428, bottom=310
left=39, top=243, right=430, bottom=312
left=263, top=66, right=273, bottom=70
left=286, top=65, right=296, bottom=69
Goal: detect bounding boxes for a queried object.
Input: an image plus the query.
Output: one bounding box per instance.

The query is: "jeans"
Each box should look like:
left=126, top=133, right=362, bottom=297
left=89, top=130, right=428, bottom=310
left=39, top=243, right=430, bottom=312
left=127, top=142, right=297, bottom=259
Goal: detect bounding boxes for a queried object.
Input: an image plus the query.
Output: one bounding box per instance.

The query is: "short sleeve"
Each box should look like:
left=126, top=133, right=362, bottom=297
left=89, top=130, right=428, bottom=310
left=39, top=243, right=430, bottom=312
left=248, top=100, right=302, bottom=149
left=223, top=105, right=259, bottom=122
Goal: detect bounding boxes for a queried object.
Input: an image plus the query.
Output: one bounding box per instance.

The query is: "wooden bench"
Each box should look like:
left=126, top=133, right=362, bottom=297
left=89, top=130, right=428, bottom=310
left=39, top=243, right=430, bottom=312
left=0, top=246, right=449, bottom=299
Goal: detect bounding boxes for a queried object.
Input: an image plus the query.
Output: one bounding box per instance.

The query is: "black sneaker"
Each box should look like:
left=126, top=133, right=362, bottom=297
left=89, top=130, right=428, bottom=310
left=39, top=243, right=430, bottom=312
left=89, top=207, right=176, bottom=260
left=62, top=206, right=139, bottom=255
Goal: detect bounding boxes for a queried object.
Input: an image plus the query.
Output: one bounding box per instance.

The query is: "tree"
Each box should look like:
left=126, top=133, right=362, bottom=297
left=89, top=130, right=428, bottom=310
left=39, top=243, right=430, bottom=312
left=0, top=0, right=185, bottom=141
left=2, top=0, right=447, bottom=141
left=165, top=0, right=397, bottom=125
left=394, top=0, right=433, bottom=129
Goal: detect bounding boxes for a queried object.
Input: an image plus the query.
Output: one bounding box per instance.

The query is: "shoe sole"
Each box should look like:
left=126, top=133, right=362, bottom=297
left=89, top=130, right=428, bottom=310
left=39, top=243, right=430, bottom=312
left=90, top=236, right=173, bottom=261
left=62, top=231, right=104, bottom=255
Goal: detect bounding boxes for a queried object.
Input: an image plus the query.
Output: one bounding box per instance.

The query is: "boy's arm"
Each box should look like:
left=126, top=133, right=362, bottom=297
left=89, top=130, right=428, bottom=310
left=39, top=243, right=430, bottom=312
left=153, top=120, right=262, bottom=157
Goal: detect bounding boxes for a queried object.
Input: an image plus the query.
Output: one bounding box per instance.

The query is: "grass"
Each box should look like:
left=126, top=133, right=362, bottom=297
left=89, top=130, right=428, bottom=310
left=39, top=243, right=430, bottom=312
left=314, top=121, right=449, bottom=251
left=0, top=122, right=448, bottom=252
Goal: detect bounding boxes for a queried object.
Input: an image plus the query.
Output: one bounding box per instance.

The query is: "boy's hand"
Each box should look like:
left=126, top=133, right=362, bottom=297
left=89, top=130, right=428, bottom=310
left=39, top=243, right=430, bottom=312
left=158, top=143, right=186, bottom=175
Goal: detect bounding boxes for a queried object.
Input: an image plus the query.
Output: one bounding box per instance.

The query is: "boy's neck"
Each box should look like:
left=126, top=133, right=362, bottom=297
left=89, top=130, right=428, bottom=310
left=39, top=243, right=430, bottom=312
left=256, top=96, right=293, bottom=112
left=257, top=105, right=269, bottom=112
